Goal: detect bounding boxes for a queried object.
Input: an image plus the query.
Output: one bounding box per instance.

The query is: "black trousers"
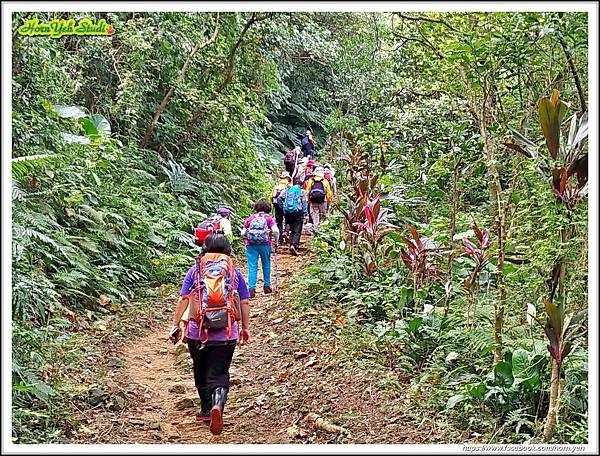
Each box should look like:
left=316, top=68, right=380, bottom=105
left=188, top=340, right=236, bottom=394
left=284, top=211, right=304, bottom=248
left=284, top=161, right=295, bottom=175
left=274, top=205, right=285, bottom=235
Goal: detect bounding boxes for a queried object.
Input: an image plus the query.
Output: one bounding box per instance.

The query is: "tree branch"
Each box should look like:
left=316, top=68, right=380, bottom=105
left=394, top=12, right=464, bottom=34
left=140, top=13, right=220, bottom=149
left=556, top=31, right=587, bottom=113
left=392, top=31, right=447, bottom=59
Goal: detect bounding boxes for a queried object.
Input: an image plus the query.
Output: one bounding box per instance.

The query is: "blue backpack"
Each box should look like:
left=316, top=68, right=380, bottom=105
left=284, top=186, right=303, bottom=214
left=246, top=213, right=270, bottom=244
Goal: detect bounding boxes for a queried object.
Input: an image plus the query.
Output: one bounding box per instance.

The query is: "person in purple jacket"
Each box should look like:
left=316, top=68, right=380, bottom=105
left=241, top=199, right=280, bottom=298
left=169, top=234, right=250, bottom=435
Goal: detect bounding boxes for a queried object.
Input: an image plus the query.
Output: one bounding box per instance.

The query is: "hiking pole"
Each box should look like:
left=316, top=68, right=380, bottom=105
left=274, top=246, right=279, bottom=294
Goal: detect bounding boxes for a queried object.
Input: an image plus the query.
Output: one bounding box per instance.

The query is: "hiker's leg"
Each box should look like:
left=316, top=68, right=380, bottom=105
left=259, top=244, right=272, bottom=287
left=189, top=339, right=209, bottom=388
left=274, top=206, right=284, bottom=235
left=246, top=245, right=259, bottom=291
left=319, top=202, right=327, bottom=219
left=290, top=212, right=302, bottom=248
left=205, top=341, right=236, bottom=435
left=284, top=214, right=293, bottom=246
left=310, top=204, right=320, bottom=230
left=188, top=339, right=211, bottom=416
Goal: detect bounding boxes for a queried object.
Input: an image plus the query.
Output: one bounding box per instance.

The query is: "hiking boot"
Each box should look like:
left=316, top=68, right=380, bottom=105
left=264, top=285, right=272, bottom=294
left=290, top=245, right=298, bottom=256
left=249, top=289, right=256, bottom=298
left=196, top=387, right=212, bottom=424
left=210, top=387, right=228, bottom=435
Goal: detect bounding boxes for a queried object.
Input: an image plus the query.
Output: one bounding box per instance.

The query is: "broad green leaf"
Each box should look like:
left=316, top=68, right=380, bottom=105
left=511, top=348, right=535, bottom=382
left=54, top=105, right=87, bottom=119
left=446, top=394, right=467, bottom=410
left=408, top=316, right=423, bottom=333
left=465, top=381, right=486, bottom=400
left=63, top=132, right=91, bottom=144
left=493, top=360, right=514, bottom=387
left=79, top=117, right=99, bottom=138
left=90, top=114, right=111, bottom=137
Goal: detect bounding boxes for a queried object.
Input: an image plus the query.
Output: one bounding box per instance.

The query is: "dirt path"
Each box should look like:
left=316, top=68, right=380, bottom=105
left=76, top=239, right=437, bottom=444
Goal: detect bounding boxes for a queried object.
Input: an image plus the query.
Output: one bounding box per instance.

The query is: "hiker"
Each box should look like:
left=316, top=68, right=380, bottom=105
left=305, top=166, right=332, bottom=231
left=271, top=171, right=292, bottom=239
left=295, top=156, right=309, bottom=182
left=169, top=234, right=250, bottom=435
left=242, top=200, right=280, bottom=297
left=194, top=206, right=234, bottom=246
left=302, top=159, right=317, bottom=188
left=283, top=146, right=301, bottom=176
left=301, top=130, right=316, bottom=160
left=323, top=163, right=337, bottom=198
left=278, top=177, right=308, bottom=256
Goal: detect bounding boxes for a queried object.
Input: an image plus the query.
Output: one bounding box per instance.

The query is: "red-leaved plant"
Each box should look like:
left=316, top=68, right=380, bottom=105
left=460, top=220, right=494, bottom=327
left=398, top=225, right=446, bottom=311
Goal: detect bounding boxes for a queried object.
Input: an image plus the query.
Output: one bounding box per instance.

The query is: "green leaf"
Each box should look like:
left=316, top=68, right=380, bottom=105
left=54, top=105, right=87, bottom=119
left=493, top=360, right=514, bottom=387
left=79, top=117, right=99, bottom=137
left=446, top=394, right=467, bottom=410
left=512, top=348, right=529, bottom=378
left=465, top=381, right=486, bottom=400
left=90, top=114, right=111, bottom=137
left=63, top=132, right=91, bottom=144
left=408, top=316, right=423, bottom=333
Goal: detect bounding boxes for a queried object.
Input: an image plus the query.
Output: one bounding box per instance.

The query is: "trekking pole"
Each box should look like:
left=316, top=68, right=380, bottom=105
left=274, top=246, right=279, bottom=294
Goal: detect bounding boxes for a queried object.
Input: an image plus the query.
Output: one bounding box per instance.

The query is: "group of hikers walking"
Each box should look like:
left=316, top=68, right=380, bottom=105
left=168, top=129, right=336, bottom=436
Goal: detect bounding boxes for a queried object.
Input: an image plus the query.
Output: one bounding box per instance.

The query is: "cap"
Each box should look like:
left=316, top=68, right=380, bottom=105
left=279, top=171, right=291, bottom=179
left=216, top=206, right=234, bottom=217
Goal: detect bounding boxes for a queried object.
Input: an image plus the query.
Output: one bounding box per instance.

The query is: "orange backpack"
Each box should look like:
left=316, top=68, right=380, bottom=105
left=189, top=253, right=241, bottom=341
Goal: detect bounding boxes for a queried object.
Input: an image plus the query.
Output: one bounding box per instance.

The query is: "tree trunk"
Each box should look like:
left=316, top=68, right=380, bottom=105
left=477, top=85, right=505, bottom=364
left=543, top=358, right=561, bottom=442
left=444, top=158, right=460, bottom=318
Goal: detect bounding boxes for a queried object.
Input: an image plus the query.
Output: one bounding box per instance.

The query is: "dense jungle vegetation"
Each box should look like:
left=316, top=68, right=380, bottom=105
left=11, top=11, right=589, bottom=445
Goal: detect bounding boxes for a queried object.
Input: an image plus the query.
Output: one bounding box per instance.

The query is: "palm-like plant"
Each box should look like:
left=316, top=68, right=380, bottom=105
left=506, top=90, right=588, bottom=441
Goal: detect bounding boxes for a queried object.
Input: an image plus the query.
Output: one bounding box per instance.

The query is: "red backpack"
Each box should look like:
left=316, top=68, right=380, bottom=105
left=194, top=216, right=221, bottom=245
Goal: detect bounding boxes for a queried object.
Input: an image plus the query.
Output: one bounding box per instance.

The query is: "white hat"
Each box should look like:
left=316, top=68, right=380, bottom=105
left=279, top=171, right=291, bottom=179
left=314, top=167, right=325, bottom=177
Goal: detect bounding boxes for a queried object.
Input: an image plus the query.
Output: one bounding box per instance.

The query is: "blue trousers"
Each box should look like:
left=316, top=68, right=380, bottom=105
left=246, top=244, right=271, bottom=289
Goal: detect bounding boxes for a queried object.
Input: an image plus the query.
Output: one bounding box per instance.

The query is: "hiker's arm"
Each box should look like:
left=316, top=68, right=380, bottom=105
left=172, top=295, right=189, bottom=326
left=239, top=298, right=250, bottom=345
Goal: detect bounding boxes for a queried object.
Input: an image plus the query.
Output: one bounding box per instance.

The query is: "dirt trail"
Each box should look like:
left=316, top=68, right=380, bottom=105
left=77, top=239, right=436, bottom=444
